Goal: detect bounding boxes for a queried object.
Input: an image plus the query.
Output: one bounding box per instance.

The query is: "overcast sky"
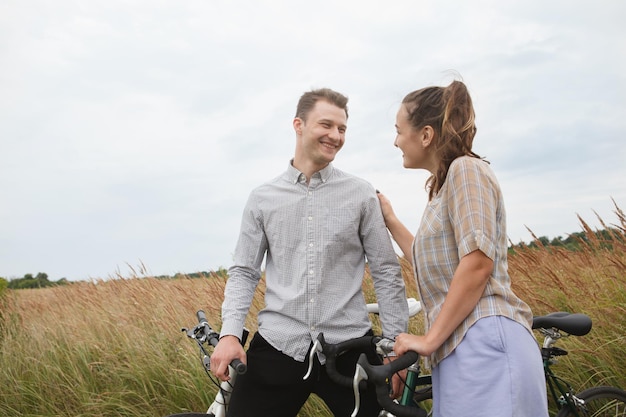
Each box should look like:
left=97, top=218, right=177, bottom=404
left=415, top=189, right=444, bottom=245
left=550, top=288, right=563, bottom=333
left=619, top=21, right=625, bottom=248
left=1, top=0, right=625, bottom=281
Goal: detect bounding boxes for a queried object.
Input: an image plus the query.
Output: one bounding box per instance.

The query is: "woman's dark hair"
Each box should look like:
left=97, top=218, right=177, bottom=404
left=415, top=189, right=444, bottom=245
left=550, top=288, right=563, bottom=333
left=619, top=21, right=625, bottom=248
left=402, top=80, right=483, bottom=200
left=295, top=88, right=349, bottom=121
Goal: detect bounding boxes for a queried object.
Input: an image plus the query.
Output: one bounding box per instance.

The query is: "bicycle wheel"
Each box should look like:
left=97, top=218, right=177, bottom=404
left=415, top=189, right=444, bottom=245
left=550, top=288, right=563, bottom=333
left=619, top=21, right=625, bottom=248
left=555, top=386, right=626, bottom=417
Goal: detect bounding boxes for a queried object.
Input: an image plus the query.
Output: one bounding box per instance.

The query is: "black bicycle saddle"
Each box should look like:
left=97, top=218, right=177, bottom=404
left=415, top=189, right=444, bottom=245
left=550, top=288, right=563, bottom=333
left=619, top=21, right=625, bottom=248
left=532, top=312, right=592, bottom=336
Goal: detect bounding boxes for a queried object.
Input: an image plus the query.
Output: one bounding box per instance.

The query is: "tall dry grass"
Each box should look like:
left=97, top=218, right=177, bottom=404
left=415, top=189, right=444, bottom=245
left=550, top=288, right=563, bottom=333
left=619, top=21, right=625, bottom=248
left=1, top=206, right=624, bottom=416
left=506, top=206, right=626, bottom=391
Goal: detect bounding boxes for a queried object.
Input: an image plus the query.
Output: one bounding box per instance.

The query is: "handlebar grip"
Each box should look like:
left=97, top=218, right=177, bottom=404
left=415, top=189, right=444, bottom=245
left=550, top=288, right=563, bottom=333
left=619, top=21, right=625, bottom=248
left=230, top=358, right=247, bottom=375
left=196, top=309, right=209, bottom=324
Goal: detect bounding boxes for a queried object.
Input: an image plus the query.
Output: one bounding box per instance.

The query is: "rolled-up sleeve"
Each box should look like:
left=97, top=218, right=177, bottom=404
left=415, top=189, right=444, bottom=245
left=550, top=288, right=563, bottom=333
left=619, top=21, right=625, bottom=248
left=447, top=158, right=498, bottom=261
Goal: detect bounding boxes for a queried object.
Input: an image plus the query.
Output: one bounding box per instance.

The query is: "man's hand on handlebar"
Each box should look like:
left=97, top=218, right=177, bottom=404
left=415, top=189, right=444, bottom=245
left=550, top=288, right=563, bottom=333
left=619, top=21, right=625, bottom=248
left=383, top=356, right=406, bottom=400
left=210, top=335, right=247, bottom=381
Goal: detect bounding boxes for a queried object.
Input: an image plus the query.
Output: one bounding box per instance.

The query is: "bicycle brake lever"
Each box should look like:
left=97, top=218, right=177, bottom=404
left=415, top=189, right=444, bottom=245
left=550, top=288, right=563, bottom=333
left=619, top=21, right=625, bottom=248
left=351, top=364, right=369, bottom=417
left=303, top=339, right=323, bottom=380
left=375, top=338, right=395, bottom=356
left=182, top=326, right=199, bottom=339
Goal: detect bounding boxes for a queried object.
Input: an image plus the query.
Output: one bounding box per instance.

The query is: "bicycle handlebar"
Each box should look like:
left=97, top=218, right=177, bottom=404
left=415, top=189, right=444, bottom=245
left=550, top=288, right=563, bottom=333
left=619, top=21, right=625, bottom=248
left=195, top=310, right=247, bottom=375
left=315, top=333, right=379, bottom=390
left=314, top=333, right=426, bottom=417
left=355, top=351, right=425, bottom=417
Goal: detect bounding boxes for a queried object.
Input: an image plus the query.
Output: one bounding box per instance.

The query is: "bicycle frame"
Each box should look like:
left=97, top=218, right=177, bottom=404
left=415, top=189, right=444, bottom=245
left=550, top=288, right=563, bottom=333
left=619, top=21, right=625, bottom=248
left=534, top=312, right=593, bottom=416
left=205, top=369, right=238, bottom=417
left=540, top=327, right=586, bottom=416
left=398, top=363, right=431, bottom=410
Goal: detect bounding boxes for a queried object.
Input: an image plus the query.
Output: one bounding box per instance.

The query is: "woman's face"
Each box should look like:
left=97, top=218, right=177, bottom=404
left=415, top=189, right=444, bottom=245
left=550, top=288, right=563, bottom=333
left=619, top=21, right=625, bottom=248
left=394, top=104, right=429, bottom=169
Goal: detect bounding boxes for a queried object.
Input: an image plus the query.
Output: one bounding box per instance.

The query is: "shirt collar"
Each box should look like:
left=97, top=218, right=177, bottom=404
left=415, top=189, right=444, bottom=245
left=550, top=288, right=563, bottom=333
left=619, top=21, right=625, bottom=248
left=287, top=159, right=334, bottom=184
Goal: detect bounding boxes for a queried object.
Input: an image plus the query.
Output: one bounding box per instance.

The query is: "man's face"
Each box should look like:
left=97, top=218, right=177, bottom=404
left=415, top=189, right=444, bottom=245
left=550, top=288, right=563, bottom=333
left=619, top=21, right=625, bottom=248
left=294, top=100, right=347, bottom=167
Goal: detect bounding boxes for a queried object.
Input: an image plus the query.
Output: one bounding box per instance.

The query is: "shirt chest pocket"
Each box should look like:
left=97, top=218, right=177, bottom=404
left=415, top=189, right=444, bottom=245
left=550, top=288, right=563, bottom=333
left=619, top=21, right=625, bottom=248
left=419, top=201, right=444, bottom=237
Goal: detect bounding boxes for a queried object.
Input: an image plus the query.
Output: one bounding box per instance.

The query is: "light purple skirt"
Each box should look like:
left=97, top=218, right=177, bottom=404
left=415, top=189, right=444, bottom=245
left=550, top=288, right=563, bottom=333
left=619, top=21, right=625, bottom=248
left=431, top=315, right=548, bottom=417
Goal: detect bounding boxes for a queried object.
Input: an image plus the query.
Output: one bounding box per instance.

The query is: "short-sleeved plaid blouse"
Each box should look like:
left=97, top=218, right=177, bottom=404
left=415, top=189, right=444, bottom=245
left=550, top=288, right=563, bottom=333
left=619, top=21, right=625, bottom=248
left=413, top=156, right=534, bottom=368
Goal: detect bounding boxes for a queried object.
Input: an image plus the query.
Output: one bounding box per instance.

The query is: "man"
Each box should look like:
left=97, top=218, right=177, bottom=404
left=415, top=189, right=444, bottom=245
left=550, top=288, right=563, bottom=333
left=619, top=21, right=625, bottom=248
left=210, top=88, right=408, bottom=417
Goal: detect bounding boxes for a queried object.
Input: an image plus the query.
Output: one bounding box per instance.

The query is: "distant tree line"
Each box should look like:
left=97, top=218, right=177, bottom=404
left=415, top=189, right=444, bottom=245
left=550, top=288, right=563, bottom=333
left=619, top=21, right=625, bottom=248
left=0, top=269, right=231, bottom=290
left=3, top=273, right=68, bottom=290
left=154, top=267, right=229, bottom=280
left=509, top=228, right=624, bottom=253
left=3, top=228, right=621, bottom=290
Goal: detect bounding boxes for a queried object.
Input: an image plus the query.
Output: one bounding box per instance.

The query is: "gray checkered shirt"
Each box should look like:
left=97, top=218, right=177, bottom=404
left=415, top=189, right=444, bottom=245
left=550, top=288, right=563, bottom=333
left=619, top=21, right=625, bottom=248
left=220, top=161, right=408, bottom=362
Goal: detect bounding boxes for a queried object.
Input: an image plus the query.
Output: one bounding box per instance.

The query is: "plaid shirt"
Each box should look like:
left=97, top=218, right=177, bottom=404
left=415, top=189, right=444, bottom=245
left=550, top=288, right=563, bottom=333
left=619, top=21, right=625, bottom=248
left=221, top=161, right=408, bottom=362
left=413, top=156, right=534, bottom=368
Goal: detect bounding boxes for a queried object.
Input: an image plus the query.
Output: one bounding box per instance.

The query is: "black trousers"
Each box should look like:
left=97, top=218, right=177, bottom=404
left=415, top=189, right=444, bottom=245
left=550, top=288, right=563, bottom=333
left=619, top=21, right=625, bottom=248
left=226, top=331, right=383, bottom=417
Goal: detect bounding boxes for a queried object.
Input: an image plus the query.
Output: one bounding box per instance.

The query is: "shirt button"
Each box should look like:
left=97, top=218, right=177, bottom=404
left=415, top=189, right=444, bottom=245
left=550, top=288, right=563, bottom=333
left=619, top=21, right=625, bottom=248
left=308, top=216, right=313, bottom=221
left=309, top=270, right=314, bottom=275
left=309, top=243, right=314, bottom=247
left=310, top=298, right=315, bottom=303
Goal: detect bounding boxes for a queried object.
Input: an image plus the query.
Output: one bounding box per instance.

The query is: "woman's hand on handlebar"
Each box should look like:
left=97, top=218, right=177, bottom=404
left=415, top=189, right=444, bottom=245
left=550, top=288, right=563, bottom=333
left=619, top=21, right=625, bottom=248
left=210, top=335, right=247, bottom=381
left=393, top=333, right=436, bottom=357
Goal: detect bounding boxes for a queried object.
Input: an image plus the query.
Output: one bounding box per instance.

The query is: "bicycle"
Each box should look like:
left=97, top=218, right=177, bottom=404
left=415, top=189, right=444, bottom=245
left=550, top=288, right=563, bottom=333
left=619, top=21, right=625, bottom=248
left=164, top=298, right=423, bottom=417
left=324, top=311, right=625, bottom=417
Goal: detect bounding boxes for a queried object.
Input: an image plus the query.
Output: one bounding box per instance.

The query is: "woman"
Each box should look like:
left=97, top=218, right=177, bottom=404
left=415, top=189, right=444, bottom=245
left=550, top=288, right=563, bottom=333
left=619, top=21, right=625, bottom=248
left=378, top=80, right=548, bottom=416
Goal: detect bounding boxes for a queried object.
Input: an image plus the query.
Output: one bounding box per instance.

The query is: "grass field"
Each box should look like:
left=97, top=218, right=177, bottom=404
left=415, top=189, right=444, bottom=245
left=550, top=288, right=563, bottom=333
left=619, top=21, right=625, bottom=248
left=1, top=207, right=624, bottom=417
